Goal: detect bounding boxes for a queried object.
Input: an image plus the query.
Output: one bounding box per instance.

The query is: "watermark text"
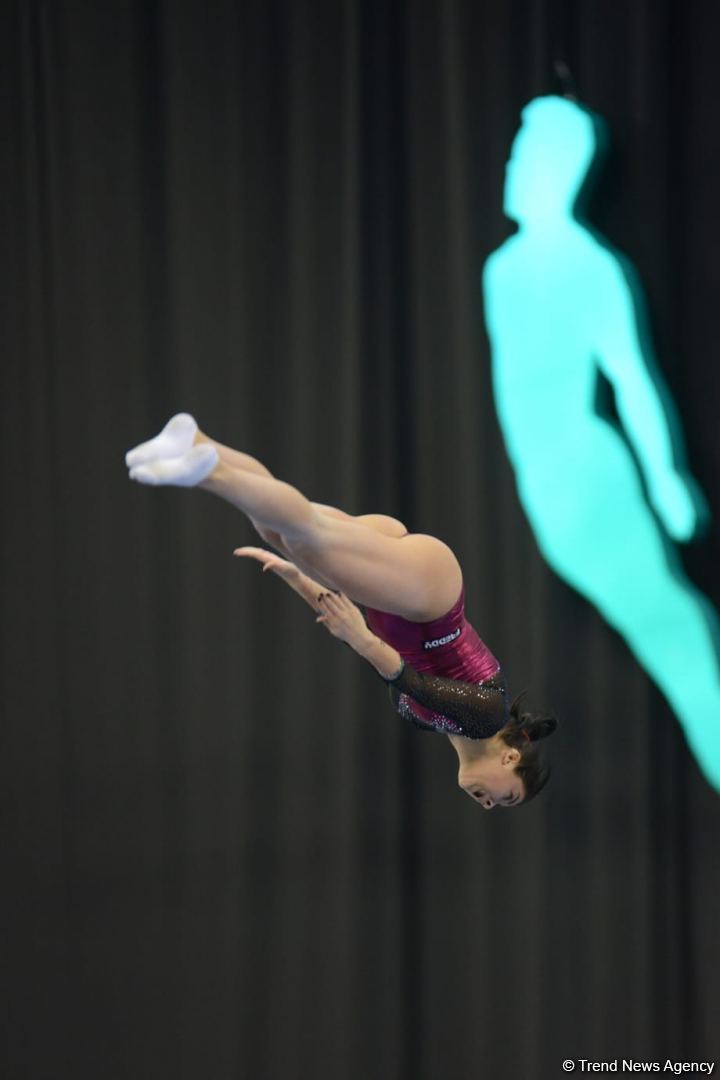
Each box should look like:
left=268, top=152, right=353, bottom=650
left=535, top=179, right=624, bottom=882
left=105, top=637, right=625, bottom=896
left=561, top=1063, right=715, bottom=1076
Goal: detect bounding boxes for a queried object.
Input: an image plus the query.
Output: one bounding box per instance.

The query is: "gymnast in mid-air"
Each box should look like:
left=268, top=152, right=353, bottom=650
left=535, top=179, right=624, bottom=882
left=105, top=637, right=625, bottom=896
left=126, top=413, right=557, bottom=808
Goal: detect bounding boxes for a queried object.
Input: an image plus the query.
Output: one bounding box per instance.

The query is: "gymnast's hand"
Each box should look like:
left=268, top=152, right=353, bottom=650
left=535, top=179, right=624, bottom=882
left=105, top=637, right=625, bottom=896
left=315, top=593, right=403, bottom=676
left=234, top=545, right=329, bottom=611
left=233, top=545, right=301, bottom=581
left=315, top=591, right=370, bottom=647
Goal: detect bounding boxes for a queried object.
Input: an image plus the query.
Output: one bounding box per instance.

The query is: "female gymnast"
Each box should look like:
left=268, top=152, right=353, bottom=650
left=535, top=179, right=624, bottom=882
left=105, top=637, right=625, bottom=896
left=126, top=413, right=557, bottom=808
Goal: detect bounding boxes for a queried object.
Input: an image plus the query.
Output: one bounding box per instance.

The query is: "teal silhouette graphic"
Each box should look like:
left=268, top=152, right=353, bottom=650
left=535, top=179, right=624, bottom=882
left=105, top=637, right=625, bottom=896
left=482, top=96, right=720, bottom=791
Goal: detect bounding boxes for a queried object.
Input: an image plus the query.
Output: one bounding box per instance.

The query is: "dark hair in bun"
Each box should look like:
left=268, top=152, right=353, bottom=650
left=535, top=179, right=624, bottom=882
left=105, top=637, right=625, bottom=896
left=500, top=689, right=559, bottom=804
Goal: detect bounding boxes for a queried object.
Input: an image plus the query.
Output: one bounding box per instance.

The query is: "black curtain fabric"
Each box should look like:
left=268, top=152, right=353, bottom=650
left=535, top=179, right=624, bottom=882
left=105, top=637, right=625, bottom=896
left=2, top=2, right=719, bottom=1078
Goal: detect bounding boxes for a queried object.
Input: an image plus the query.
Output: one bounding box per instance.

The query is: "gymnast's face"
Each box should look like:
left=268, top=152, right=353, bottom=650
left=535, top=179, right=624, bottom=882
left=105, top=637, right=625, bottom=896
left=457, top=746, right=524, bottom=810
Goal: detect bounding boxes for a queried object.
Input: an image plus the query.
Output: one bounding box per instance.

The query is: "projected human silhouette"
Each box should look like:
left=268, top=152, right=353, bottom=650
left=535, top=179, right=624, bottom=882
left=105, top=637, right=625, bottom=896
left=482, top=96, right=720, bottom=791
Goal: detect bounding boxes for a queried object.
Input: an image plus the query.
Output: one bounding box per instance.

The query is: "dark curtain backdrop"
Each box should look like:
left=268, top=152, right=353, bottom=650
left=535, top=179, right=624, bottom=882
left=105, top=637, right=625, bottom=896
left=2, top=1, right=719, bottom=1078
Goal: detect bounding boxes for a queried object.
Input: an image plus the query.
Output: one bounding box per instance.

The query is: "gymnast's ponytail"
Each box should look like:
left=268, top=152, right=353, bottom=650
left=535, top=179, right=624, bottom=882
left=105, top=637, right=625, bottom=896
left=500, top=689, right=559, bottom=803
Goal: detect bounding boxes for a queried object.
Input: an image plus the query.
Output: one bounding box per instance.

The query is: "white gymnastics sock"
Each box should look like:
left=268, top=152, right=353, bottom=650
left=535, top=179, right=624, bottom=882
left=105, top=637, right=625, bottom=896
left=125, top=413, right=198, bottom=468
left=129, top=444, right=219, bottom=487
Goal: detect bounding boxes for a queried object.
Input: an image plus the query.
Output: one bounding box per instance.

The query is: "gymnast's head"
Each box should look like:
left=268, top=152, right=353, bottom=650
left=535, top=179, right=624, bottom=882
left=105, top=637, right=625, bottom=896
left=504, top=95, right=598, bottom=226
left=457, top=691, right=558, bottom=809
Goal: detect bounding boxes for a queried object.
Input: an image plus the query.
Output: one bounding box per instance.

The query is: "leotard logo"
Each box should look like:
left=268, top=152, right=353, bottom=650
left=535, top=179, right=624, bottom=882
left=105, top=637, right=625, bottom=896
left=423, top=627, right=461, bottom=650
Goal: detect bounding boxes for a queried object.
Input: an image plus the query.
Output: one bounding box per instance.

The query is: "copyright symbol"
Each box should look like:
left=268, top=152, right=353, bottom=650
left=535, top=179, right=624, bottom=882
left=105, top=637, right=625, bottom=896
left=563, top=1063, right=575, bottom=1073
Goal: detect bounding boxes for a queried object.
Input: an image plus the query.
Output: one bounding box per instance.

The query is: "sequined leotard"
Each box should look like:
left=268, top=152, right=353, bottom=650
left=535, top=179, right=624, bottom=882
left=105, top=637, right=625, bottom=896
left=364, top=585, right=509, bottom=739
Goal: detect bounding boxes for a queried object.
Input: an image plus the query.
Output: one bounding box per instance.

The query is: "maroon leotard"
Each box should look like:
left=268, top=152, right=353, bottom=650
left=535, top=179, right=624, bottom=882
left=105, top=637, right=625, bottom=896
left=364, top=585, right=508, bottom=739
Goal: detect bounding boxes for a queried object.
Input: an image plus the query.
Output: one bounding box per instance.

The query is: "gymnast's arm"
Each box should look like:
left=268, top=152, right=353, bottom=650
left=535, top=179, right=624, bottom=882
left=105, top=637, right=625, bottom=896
left=234, top=546, right=405, bottom=672
left=236, top=559, right=505, bottom=732
left=233, top=546, right=329, bottom=611
left=316, top=595, right=508, bottom=736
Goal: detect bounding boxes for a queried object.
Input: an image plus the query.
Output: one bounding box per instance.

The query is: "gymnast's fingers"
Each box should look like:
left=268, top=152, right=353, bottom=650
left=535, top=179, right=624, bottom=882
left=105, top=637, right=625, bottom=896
left=327, top=593, right=349, bottom=611
left=233, top=546, right=269, bottom=565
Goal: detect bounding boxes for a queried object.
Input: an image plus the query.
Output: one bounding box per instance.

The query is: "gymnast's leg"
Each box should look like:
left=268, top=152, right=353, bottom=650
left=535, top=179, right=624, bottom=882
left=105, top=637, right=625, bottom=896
left=200, top=459, right=460, bottom=619
left=127, top=421, right=461, bottom=620
left=194, top=431, right=409, bottom=552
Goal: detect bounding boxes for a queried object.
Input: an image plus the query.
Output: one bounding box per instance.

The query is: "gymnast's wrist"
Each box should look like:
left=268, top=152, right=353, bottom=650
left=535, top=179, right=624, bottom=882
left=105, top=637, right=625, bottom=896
left=356, top=632, right=404, bottom=680
left=351, top=627, right=377, bottom=656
